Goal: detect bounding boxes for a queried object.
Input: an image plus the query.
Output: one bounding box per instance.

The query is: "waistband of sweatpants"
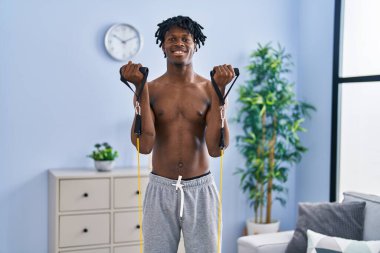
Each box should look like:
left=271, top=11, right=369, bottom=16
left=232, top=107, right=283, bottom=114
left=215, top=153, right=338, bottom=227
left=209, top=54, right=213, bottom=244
left=148, top=172, right=214, bottom=189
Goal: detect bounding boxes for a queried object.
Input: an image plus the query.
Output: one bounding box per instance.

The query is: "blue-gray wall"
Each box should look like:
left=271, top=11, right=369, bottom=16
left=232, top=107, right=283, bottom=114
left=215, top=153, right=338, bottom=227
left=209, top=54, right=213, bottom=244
left=296, top=0, right=335, bottom=204
left=0, top=0, right=335, bottom=252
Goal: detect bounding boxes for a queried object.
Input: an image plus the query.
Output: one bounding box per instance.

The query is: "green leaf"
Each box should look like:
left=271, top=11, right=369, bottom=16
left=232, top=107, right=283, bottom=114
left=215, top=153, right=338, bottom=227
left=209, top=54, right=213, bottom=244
left=88, top=142, right=118, bottom=161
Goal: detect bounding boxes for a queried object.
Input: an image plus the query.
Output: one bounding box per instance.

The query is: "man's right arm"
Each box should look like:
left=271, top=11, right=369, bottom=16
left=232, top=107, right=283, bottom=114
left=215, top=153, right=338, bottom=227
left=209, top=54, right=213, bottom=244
left=120, top=61, right=156, bottom=154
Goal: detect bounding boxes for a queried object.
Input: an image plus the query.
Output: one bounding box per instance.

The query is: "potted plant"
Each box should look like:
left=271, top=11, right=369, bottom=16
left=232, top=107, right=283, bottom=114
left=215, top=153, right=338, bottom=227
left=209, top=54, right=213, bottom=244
left=87, top=142, right=119, bottom=171
left=235, top=43, right=315, bottom=234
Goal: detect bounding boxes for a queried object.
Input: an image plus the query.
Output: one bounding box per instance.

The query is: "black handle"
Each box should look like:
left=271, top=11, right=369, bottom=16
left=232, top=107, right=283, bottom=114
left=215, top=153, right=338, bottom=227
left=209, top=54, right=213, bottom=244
left=119, top=66, right=148, bottom=78
left=136, top=225, right=141, bottom=229
left=136, top=190, right=140, bottom=195
left=139, top=67, right=148, bottom=75
left=219, top=127, right=225, bottom=149
left=83, top=228, right=88, bottom=233
left=134, top=114, right=142, bottom=136
left=83, top=193, right=89, bottom=197
left=211, top=67, right=239, bottom=77
left=119, top=66, right=149, bottom=96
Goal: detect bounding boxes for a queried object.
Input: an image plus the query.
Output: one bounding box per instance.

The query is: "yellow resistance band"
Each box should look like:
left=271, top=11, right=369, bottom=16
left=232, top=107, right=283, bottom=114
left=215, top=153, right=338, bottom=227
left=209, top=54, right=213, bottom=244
left=136, top=137, right=143, bottom=253
left=217, top=148, right=224, bottom=253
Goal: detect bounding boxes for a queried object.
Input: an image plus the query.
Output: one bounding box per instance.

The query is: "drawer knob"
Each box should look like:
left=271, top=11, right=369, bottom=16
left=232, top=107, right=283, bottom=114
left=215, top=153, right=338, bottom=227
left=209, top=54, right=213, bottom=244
left=136, top=225, right=140, bottom=229
left=83, top=193, right=89, bottom=197
left=136, top=190, right=140, bottom=195
left=83, top=228, right=88, bottom=233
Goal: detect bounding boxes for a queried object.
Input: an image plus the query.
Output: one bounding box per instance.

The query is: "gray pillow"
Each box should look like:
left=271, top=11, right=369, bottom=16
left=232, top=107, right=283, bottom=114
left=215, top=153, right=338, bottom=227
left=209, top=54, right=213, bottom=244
left=343, top=191, right=380, bottom=240
left=285, top=201, right=366, bottom=253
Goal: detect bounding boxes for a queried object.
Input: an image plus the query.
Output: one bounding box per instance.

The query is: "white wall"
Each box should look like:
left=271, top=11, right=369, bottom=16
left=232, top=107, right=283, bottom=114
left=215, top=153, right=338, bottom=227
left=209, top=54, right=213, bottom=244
left=0, top=0, right=303, bottom=252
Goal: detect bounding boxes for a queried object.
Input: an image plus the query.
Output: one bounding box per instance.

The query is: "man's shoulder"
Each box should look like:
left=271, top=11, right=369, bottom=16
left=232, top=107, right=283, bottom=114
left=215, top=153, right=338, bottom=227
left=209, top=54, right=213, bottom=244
left=195, top=74, right=213, bottom=97
left=148, top=75, right=165, bottom=88
left=195, top=73, right=209, bottom=82
left=194, top=73, right=211, bottom=87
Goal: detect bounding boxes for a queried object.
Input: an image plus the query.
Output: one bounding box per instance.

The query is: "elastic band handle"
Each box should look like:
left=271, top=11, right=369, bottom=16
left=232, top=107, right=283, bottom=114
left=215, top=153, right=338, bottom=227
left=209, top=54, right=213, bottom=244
left=134, top=114, right=142, bottom=136
left=210, top=68, right=239, bottom=77
left=210, top=67, right=240, bottom=106
left=139, top=67, right=148, bottom=76
left=219, top=127, right=225, bottom=149
left=119, top=66, right=149, bottom=136
left=210, top=67, right=240, bottom=150
left=119, top=66, right=148, bottom=79
left=119, top=66, right=149, bottom=102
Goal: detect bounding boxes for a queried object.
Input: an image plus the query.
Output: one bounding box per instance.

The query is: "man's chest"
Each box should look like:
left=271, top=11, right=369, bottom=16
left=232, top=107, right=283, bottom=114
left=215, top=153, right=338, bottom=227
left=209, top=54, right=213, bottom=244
left=151, top=86, right=210, bottom=123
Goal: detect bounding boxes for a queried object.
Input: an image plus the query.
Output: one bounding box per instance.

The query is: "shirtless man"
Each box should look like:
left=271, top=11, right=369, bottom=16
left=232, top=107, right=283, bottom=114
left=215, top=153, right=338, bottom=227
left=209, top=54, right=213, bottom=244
left=120, top=16, right=235, bottom=253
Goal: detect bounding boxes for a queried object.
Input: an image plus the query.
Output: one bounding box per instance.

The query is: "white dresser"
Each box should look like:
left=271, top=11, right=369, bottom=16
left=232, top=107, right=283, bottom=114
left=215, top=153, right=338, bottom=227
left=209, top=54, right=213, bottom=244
left=48, top=168, right=185, bottom=253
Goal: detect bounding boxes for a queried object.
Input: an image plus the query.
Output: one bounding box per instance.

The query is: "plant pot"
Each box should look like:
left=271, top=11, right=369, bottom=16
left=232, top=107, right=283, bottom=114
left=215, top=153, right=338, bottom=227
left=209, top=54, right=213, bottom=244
left=246, top=219, right=280, bottom=235
left=94, top=160, right=115, bottom=172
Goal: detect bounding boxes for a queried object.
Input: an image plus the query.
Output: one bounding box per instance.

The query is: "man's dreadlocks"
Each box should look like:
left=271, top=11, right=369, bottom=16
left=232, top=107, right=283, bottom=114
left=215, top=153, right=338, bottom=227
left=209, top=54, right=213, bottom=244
left=155, top=16, right=207, bottom=50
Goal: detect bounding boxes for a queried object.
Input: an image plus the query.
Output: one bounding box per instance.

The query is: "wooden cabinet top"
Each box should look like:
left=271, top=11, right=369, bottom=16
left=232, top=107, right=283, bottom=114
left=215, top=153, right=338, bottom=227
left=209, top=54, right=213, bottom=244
left=49, top=168, right=151, bottom=178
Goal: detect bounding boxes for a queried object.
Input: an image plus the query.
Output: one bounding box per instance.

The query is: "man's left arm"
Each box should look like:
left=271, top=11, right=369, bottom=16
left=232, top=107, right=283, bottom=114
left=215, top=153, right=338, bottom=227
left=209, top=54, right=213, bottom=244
left=205, top=64, right=235, bottom=157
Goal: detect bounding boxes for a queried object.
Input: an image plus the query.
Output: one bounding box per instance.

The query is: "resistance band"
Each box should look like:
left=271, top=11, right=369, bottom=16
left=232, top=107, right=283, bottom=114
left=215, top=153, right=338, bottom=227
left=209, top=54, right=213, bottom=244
left=120, top=66, right=149, bottom=253
left=210, top=68, right=240, bottom=253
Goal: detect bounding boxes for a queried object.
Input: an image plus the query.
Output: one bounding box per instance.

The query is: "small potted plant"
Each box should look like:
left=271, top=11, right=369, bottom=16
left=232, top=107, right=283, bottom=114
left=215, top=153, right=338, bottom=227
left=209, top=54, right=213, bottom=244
left=87, top=142, right=119, bottom=171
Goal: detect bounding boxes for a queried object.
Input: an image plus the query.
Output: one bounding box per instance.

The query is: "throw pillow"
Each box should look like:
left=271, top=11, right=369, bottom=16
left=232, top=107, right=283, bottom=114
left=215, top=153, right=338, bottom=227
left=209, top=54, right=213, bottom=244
left=343, top=191, right=380, bottom=240
left=285, top=201, right=366, bottom=253
left=307, top=229, right=380, bottom=253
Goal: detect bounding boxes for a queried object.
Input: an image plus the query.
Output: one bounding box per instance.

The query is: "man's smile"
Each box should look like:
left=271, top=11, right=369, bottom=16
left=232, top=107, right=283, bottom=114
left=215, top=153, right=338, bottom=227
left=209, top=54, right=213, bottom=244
left=172, top=50, right=186, bottom=56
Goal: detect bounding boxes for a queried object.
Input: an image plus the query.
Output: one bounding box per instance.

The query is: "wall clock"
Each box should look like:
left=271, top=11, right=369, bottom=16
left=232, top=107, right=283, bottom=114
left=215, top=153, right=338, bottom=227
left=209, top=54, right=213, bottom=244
left=104, top=23, right=142, bottom=61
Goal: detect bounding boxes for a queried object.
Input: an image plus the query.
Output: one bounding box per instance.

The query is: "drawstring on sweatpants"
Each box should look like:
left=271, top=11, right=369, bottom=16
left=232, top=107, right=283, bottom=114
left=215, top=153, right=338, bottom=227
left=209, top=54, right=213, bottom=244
left=172, top=175, right=185, bottom=218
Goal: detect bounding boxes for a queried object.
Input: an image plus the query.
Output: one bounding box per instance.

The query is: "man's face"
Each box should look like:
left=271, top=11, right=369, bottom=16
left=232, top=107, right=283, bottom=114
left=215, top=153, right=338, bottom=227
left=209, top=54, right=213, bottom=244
left=162, top=26, right=196, bottom=65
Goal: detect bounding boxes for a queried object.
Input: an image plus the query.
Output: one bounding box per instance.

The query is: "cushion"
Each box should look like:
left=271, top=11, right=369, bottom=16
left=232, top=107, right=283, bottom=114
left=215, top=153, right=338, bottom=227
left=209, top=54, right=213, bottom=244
left=237, top=230, right=294, bottom=253
left=343, top=191, right=380, bottom=240
left=285, top=201, right=366, bottom=253
left=307, top=229, right=380, bottom=253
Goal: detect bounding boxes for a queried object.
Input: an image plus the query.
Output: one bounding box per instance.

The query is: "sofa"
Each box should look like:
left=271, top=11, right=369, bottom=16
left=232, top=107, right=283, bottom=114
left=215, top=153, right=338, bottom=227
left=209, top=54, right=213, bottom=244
left=237, top=191, right=380, bottom=253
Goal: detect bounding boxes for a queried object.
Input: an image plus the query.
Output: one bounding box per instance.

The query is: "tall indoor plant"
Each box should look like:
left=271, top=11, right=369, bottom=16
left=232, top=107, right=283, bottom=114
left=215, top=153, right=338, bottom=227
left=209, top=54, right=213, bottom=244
left=236, top=43, right=315, bottom=234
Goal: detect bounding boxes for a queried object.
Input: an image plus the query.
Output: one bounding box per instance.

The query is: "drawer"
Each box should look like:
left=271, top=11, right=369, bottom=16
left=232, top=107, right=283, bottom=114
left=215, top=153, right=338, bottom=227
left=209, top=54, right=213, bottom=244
left=59, top=178, right=110, bottom=212
left=114, top=245, right=140, bottom=253
left=114, top=211, right=141, bottom=243
left=60, top=248, right=110, bottom=253
left=114, top=177, right=148, bottom=209
left=59, top=213, right=110, bottom=247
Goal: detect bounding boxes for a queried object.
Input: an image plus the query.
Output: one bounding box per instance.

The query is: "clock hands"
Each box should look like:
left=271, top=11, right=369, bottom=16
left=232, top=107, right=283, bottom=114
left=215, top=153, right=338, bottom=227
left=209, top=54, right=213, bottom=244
left=123, top=36, right=138, bottom=43
left=113, top=34, right=138, bottom=45
left=112, top=34, right=125, bottom=42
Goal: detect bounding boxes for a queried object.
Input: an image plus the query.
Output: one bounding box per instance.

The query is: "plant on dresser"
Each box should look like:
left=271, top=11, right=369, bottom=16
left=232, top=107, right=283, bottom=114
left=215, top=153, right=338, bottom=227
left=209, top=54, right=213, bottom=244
left=87, top=142, right=119, bottom=171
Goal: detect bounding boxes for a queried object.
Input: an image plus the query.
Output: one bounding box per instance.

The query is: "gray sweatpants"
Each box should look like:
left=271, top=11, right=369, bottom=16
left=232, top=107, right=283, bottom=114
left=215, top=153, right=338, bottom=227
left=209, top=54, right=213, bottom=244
left=142, top=172, right=221, bottom=253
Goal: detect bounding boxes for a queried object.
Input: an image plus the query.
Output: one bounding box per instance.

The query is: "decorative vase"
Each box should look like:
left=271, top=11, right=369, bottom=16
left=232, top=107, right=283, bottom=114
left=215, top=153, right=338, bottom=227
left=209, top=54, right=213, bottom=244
left=246, top=219, right=280, bottom=235
left=94, top=160, right=115, bottom=171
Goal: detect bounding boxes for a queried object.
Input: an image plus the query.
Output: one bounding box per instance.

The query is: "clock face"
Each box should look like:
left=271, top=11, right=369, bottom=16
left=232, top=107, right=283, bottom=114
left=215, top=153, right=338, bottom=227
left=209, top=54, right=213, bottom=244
left=104, top=23, right=142, bottom=61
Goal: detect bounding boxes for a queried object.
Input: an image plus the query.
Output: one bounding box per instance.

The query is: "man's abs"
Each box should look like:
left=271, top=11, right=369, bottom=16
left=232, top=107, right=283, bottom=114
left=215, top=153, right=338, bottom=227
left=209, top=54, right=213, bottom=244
left=151, top=131, right=210, bottom=180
